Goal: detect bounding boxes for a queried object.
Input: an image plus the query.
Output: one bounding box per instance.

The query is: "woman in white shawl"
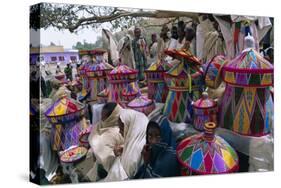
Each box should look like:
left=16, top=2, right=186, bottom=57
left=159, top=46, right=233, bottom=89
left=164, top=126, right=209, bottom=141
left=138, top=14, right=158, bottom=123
left=87, top=102, right=124, bottom=181
left=104, top=109, right=149, bottom=181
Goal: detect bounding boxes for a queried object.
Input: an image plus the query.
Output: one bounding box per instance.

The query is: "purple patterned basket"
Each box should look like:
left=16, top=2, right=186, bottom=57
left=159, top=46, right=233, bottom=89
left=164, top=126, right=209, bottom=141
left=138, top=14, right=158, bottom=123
left=121, top=82, right=140, bottom=103
left=204, top=55, right=227, bottom=89
left=145, top=60, right=172, bottom=102
left=192, top=92, right=218, bottom=131
left=45, top=96, right=86, bottom=151
left=86, top=62, right=113, bottom=102
left=106, top=65, right=138, bottom=104
left=127, top=95, right=156, bottom=115
left=45, top=97, right=86, bottom=124
left=107, top=64, right=138, bottom=82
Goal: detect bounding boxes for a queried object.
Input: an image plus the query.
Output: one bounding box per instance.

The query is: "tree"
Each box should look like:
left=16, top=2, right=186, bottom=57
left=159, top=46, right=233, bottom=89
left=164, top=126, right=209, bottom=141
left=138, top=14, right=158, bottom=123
left=30, top=3, right=198, bottom=33
left=72, top=38, right=103, bottom=50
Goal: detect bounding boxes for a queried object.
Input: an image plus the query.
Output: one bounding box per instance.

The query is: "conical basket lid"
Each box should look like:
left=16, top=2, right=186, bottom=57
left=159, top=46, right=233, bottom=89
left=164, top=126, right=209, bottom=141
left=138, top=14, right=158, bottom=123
left=223, top=48, right=273, bottom=87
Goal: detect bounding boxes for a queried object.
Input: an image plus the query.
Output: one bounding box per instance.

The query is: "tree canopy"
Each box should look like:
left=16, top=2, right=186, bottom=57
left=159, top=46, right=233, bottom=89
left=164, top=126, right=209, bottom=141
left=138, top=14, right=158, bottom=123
left=30, top=3, right=199, bottom=33
left=72, top=39, right=103, bottom=50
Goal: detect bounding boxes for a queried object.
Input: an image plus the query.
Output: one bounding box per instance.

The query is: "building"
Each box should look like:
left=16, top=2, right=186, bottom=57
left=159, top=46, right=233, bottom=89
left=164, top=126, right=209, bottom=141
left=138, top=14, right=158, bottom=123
left=30, top=44, right=79, bottom=65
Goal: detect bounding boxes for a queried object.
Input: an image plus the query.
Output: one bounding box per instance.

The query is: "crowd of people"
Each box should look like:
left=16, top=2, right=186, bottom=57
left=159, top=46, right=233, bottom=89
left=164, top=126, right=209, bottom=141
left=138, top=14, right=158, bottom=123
left=30, top=13, right=274, bottom=185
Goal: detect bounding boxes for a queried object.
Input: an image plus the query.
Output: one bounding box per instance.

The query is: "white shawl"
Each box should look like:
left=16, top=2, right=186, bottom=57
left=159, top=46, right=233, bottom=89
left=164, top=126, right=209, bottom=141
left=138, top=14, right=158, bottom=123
left=196, top=19, right=214, bottom=60
left=117, top=35, right=136, bottom=69
left=88, top=105, right=124, bottom=173
left=202, top=30, right=225, bottom=63
left=104, top=109, right=148, bottom=181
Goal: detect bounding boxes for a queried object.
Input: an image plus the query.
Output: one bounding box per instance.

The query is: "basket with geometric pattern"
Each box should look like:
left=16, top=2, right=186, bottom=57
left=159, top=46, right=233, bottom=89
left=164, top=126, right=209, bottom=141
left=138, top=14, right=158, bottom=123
left=86, top=62, right=113, bottom=102
left=163, top=49, right=204, bottom=123
left=220, top=48, right=274, bottom=136
left=45, top=96, right=86, bottom=151
left=177, top=122, right=239, bottom=175
left=192, top=92, right=218, bottom=131
left=204, top=55, right=228, bottom=89
left=145, top=60, right=172, bottom=102
left=127, top=95, right=156, bottom=115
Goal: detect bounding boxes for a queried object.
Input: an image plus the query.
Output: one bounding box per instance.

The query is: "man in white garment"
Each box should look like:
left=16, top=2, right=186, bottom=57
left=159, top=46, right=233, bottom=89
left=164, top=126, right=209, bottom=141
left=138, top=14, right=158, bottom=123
left=117, top=27, right=136, bottom=69
left=202, top=15, right=226, bottom=63
left=147, top=33, right=158, bottom=66
left=157, top=24, right=172, bottom=62
left=196, top=14, right=216, bottom=60
left=168, top=25, right=178, bottom=50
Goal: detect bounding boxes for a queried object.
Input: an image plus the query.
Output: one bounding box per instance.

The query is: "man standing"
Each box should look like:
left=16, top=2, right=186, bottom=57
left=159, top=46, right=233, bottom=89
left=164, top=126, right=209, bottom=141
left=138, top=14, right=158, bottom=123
left=148, top=33, right=158, bottom=65
left=64, top=62, right=73, bottom=81
left=157, top=24, right=171, bottom=61
left=132, top=27, right=148, bottom=87
left=202, top=15, right=225, bottom=62
left=176, top=21, right=186, bottom=49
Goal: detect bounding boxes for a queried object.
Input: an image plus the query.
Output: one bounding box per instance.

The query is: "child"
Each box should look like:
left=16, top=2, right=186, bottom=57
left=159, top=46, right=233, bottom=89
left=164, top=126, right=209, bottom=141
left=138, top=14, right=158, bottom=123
left=134, top=121, right=181, bottom=178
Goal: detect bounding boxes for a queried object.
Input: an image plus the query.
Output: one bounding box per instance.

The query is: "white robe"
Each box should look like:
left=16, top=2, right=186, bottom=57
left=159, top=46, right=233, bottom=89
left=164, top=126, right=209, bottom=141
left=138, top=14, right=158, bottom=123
left=87, top=105, right=124, bottom=181
left=117, top=35, right=136, bottom=69
left=147, top=42, right=158, bottom=65
left=202, top=30, right=225, bottom=63
left=168, top=38, right=177, bottom=50
left=102, top=29, right=120, bottom=65
left=104, top=109, right=148, bottom=181
left=196, top=19, right=217, bottom=60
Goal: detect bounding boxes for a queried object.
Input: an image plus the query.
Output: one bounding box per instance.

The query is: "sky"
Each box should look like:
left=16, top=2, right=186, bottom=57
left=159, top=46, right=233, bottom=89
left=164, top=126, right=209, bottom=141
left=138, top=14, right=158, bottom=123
left=30, top=23, right=112, bottom=49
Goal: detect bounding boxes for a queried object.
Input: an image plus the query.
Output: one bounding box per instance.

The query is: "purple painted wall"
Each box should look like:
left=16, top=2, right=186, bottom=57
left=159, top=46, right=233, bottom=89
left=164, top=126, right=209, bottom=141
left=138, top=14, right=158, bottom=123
left=30, top=52, right=79, bottom=64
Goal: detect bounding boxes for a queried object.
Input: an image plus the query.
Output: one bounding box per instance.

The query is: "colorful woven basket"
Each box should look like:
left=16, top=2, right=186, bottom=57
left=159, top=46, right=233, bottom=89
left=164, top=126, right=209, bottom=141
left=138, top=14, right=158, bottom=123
left=177, top=122, right=239, bottom=175
left=108, top=64, right=138, bottom=81
left=60, top=146, right=88, bottom=163
left=78, top=62, right=90, bottom=100
left=220, top=48, right=274, bottom=136
left=45, top=96, right=85, bottom=124
left=86, top=62, right=113, bottom=102
left=127, top=95, right=156, bottom=115
left=163, top=49, right=204, bottom=123
left=121, top=81, right=140, bottom=103
left=192, top=92, right=218, bottom=131
left=145, top=60, right=172, bottom=103
left=222, top=48, right=273, bottom=87
left=204, top=55, right=228, bottom=89
left=45, top=96, right=86, bottom=151
left=107, top=65, right=138, bottom=103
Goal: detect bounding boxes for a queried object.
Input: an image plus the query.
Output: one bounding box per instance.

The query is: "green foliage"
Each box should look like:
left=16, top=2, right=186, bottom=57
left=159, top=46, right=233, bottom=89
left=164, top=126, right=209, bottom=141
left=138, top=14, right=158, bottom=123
left=72, top=37, right=103, bottom=50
